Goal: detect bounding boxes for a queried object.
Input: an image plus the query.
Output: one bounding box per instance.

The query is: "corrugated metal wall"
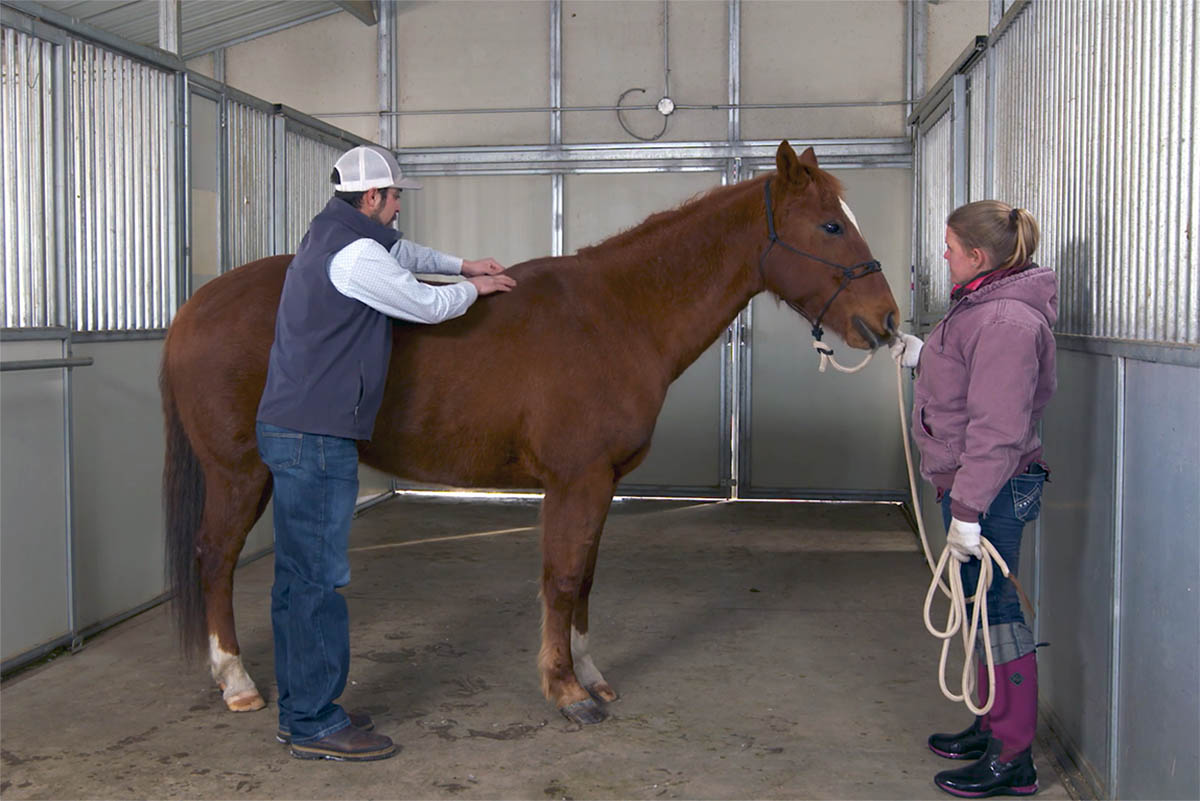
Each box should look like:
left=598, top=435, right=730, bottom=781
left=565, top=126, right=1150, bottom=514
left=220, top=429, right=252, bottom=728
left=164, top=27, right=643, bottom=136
left=915, top=111, right=952, bottom=320
left=69, top=41, right=176, bottom=332
left=225, top=98, right=273, bottom=269
left=912, top=2, right=1200, bottom=799
left=284, top=129, right=343, bottom=248
left=991, top=0, right=1198, bottom=344
left=1, top=26, right=59, bottom=328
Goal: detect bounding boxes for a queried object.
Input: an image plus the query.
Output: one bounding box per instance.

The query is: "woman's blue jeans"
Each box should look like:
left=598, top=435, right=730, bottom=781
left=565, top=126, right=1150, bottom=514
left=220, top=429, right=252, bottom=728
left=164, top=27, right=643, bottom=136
left=256, top=422, right=358, bottom=744
left=941, top=464, right=1047, bottom=631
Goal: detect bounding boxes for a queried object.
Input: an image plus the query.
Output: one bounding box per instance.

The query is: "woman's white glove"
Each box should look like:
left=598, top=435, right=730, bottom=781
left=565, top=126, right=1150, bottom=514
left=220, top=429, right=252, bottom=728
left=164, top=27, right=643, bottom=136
left=889, top=333, right=924, bottom=368
left=946, top=518, right=983, bottom=563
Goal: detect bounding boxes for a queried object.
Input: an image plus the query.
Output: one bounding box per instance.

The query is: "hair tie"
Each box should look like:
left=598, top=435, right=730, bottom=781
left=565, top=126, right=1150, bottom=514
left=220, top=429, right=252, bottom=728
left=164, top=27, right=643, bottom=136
left=1009, top=207, right=1021, bottom=224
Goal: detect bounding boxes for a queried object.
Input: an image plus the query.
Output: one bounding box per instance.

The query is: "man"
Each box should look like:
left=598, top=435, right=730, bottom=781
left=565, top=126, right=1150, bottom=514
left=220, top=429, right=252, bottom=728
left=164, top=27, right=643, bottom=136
left=255, top=145, right=516, bottom=761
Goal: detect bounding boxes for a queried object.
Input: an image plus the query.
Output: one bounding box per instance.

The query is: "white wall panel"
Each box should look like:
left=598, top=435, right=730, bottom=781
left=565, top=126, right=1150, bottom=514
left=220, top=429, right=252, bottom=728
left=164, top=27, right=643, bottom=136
left=395, top=1, right=550, bottom=148
left=1, top=339, right=70, bottom=662
left=563, top=0, right=727, bottom=144
left=70, top=340, right=167, bottom=628
left=741, top=0, right=905, bottom=140
left=1117, top=360, right=1200, bottom=800
left=223, top=12, right=377, bottom=142
left=398, top=174, right=552, bottom=271
left=1038, top=348, right=1117, bottom=793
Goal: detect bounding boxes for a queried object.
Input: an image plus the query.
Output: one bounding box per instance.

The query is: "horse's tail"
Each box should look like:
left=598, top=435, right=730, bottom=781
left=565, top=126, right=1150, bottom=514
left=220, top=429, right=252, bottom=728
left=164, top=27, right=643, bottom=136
left=160, top=352, right=207, bottom=656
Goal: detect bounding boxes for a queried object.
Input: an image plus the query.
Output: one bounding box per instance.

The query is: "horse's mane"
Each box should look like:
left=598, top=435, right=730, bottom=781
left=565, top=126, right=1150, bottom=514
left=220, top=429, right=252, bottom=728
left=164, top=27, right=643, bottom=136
left=577, top=168, right=844, bottom=258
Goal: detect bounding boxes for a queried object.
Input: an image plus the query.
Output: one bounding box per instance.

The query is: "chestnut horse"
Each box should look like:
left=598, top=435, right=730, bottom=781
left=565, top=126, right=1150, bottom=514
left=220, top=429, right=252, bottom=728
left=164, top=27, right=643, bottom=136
left=162, top=142, right=899, bottom=725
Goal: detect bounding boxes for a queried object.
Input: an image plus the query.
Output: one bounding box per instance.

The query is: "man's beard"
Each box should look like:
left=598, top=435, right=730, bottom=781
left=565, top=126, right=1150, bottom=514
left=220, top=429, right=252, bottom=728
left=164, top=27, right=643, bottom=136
left=368, top=208, right=393, bottom=227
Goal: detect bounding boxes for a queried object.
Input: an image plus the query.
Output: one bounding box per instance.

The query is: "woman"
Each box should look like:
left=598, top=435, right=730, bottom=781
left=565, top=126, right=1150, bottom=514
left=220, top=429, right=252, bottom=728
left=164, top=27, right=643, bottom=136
left=891, top=201, right=1056, bottom=797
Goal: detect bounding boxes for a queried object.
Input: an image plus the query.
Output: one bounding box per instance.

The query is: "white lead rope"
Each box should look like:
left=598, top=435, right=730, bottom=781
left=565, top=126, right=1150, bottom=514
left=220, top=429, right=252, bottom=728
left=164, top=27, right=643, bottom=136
left=812, top=339, right=875, bottom=373
left=892, top=358, right=1008, bottom=716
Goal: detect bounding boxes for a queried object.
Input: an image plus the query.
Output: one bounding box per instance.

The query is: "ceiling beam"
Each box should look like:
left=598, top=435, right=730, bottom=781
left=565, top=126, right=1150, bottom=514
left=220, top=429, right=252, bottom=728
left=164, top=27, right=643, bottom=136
left=331, top=0, right=376, bottom=26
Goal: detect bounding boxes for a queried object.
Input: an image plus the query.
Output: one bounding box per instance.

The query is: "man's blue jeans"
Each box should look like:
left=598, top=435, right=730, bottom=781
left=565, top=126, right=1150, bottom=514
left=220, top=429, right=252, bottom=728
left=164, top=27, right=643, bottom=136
left=941, top=464, right=1047, bottom=627
left=256, top=422, right=358, bottom=744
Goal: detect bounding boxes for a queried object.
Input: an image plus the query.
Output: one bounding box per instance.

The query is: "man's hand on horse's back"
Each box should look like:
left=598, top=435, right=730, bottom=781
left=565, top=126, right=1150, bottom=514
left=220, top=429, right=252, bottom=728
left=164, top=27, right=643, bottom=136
left=462, top=257, right=506, bottom=277
left=468, top=273, right=516, bottom=296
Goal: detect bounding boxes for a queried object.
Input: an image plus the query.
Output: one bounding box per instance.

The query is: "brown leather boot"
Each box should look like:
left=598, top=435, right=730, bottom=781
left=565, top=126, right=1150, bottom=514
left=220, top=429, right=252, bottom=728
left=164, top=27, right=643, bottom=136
left=276, top=709, right=374, bottom=745
left=289, top=724, right=397, bottom=762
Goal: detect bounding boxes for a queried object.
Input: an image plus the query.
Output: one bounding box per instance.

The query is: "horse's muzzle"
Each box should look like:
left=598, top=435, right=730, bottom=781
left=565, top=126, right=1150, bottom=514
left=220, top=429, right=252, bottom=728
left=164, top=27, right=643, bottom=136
left=853, top=315, right=884, bottom=349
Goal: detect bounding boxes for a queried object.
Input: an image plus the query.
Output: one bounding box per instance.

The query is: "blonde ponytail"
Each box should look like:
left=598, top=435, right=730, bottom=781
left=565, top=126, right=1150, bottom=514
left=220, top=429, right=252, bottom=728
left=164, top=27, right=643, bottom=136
left=947, top=201, right=1040, bottom=270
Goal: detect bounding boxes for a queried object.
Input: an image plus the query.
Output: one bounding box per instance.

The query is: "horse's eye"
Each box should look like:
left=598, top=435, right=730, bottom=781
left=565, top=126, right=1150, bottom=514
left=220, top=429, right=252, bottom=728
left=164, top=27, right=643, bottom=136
left=822, top=221, right=843, bottom=235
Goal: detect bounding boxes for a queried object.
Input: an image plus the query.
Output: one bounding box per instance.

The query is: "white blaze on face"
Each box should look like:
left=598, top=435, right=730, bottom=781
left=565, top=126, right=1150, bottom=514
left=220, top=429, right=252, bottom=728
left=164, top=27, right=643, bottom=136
left=839, top=198, right=862, bottom=235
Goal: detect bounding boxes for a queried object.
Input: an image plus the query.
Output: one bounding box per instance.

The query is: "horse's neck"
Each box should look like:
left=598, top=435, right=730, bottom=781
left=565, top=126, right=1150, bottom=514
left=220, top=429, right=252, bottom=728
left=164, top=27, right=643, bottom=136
left=592, top=180, right=767, bottom=379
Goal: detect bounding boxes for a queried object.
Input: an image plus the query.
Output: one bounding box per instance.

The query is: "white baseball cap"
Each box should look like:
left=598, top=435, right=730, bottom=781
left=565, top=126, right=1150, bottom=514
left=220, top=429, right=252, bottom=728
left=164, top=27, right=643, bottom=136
left=331, top=145, right=423, bottom=192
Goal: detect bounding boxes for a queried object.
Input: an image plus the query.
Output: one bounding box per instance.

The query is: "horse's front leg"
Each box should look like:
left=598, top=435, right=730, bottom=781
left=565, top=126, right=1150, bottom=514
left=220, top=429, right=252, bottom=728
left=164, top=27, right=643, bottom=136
left=539, top=470, right=615, bottom=724
left=571, top=537, right=618, bottom=703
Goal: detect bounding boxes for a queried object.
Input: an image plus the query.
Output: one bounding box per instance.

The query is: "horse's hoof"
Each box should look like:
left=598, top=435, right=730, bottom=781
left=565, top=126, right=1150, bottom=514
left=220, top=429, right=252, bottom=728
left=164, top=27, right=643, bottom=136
left=587, top=682, right=619, bottom=703
left=560, top=698, right=608, bottom=725
left=225, top=690, right=266, bottom=712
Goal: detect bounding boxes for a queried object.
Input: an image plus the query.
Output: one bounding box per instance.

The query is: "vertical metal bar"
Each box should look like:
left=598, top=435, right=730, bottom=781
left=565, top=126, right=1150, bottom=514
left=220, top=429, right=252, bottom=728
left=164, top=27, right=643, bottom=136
left=551, top=173, right=563, bottom=258
left=35, top=38, right=50, bottom=326
left=951, top=74, right=967, bottom=209
left=2, top=29, right=16, bottom=326
left=727, top=0, right=739, bottom=143
left=158, top=0, right=180, bottom=55
left=53, top=30, right=69, bottom=330
left=912, top=0, right=927, bottom=102
left=550, top=0, right=562, bottom=257
left=173, top=70, right=186, bottom=322
left=549, top=0, right=561, bottom=147
left=272, top=114, right=286, bottom=254
left=115, top=55, right=128, bottom=329
left=1108, top=354, right=1126, bottom=797
left=1185, top=0, right=1199, bottom=342
left=377, top=0, right=395, bottom=149
left=725, top=156, right=741, bottom=500
left=16, top=30, right=30, bottom=326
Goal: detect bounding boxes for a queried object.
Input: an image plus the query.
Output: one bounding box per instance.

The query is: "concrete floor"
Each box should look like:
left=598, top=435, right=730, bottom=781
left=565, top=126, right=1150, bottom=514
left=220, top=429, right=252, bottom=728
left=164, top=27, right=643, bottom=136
left=1, top=497, right=1072, bottom=800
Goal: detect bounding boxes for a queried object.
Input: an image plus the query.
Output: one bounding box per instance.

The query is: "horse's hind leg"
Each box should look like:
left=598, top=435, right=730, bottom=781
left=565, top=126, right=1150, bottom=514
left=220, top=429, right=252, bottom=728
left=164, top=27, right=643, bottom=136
left=201, top=464, right=272, bottom=712
left=539, top=468, right=615, bottom=724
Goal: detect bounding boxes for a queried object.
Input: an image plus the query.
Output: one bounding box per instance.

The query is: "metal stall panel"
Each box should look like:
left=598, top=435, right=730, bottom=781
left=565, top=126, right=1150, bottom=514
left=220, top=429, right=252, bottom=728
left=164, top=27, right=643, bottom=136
left=0, top=339, right=70, bottom=663
left=1038, top=349, right=1118, bottom=793
left=745, top=167, right=911, bottom=498
left=225, top=98, right=274, bottom=269
left=1117, top=360, right=1200, bottom=800
left=189, top=91, right=220, bottom=288
left=2, top=25, right=59, bottom=328
left=563, top=170, right=725, bottom=493
left=68, top=40, right=177, bottom=332
left=69, top=339, right=168, bottom=630
left=966, top=55, right=987, bottom=202
left=991, top=0, right=1199, bottom=346
left=914, top=109, right=952, bottom=325
left=283, top=128, right=345, bottom=249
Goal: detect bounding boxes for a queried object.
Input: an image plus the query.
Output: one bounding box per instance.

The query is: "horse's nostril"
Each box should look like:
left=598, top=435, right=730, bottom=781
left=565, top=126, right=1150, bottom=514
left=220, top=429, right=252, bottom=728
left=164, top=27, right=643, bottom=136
left=885, top=311, right=897, bottom=334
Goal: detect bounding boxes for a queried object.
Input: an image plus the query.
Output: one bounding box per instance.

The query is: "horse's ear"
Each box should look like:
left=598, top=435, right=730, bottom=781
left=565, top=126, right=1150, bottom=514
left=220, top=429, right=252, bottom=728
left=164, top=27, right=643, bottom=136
left=776, top=140, right=818, bottom=187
